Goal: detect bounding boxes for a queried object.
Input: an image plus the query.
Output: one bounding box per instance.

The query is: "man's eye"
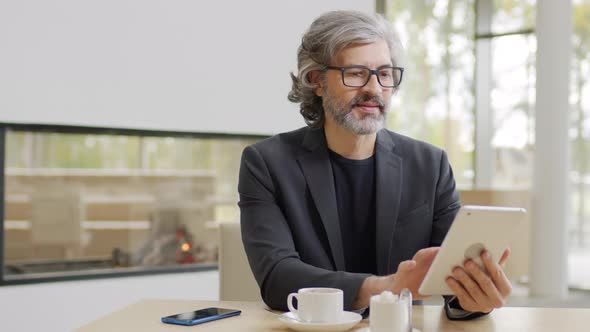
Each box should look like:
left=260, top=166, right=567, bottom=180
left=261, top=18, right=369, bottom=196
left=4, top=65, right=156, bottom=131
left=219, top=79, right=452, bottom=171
left=379, top=71, right=393, bottom=78
left=347, top=70, right=365, bottom=77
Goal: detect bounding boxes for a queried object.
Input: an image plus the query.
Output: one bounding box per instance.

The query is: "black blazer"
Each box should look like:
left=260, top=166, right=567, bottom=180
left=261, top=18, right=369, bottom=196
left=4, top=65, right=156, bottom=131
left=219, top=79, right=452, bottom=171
left=238, top=127, right=460, bottom=311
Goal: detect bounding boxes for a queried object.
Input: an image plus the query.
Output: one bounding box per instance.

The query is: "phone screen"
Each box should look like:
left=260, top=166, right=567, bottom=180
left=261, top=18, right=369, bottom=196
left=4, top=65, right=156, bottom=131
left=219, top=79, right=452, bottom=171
left=161, top=307, right=241, bottom=326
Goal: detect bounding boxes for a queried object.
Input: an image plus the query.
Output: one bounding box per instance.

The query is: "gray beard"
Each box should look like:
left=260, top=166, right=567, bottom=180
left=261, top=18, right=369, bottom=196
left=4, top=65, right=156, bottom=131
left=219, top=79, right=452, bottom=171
left=322, top=91, right=387, bottom=135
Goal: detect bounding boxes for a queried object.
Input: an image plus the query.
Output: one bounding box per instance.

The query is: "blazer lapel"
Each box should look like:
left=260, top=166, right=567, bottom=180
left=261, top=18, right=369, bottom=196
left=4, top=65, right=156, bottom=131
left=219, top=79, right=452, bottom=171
left=375, top=130, right=403, bottom=275
left=297, top=128, right=346, bottom=271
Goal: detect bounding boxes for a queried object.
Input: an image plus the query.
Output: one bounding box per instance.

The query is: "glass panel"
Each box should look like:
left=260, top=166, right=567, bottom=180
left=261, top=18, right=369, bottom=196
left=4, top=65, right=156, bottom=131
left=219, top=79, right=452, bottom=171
left=5, top=131, right=29, bottom=168
left=143, top=137, right=211, bottom=170
left=3, top=129, right=259, bottom=280
left=568, top=0, right=590, bottom=289
left=385, top=0, right=476, bottom=188
left=33, top=133, right=141, bottom=169
left=492, top=0, right=536, bottom=34
left=490, top=33, right=536, bottom=189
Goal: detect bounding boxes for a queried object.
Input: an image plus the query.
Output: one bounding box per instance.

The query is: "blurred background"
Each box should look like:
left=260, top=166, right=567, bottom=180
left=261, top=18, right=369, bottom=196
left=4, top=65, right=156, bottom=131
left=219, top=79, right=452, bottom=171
left=0, top=0, right=588, bottom=330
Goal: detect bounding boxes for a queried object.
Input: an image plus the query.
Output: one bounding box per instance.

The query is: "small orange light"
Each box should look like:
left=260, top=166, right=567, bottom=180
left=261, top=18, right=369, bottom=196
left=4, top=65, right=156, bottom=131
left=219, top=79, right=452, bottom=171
left=181, top=243, right=190, bottom=252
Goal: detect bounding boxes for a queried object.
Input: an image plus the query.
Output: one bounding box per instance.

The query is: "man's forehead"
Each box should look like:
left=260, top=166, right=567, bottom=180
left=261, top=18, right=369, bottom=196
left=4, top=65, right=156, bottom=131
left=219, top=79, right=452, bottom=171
left=332, top=40, right=392, bottom=66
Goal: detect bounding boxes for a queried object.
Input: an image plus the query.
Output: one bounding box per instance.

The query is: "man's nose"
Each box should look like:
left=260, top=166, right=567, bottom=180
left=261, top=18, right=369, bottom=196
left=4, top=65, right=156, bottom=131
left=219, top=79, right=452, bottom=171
left=361, top=73, right=383, bottom=95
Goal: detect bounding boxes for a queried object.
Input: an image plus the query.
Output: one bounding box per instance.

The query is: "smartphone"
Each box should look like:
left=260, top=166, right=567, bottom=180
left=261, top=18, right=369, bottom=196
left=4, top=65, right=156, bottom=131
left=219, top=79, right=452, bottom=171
left=161, top=307, right=241, bottom=326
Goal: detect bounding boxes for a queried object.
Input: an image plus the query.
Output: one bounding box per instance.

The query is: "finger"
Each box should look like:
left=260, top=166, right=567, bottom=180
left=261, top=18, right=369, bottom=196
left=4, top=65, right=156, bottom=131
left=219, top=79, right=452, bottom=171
left=397, top=260, right=416, bottom=272
left=498, top=247, right=511, bottom=266
left=464, top=260, right=505, bottom=308
left=452, top=267, right=491, bottom=309
left=413, top=248, right=440, bottom=270
left=481, top=251, right=512, bottom=297
left=413, top=247, right=440, bottom=262
left=445, top=277, right=480, bottom=312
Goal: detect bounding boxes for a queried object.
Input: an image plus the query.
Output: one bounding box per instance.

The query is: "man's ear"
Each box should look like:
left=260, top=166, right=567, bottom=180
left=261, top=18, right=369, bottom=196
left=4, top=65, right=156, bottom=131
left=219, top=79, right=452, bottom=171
left=308, top=70, right=324, bottom=97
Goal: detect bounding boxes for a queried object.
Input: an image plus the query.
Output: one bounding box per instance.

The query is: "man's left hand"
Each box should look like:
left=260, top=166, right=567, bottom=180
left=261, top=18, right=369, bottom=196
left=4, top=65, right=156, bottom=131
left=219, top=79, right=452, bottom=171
left=445, top=248, right=512, bottom=313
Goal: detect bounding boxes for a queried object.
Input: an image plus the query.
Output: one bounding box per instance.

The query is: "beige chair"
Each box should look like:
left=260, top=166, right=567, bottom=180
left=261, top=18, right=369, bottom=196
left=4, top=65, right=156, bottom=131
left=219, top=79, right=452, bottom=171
left=218, top=221, right=261, bottom=301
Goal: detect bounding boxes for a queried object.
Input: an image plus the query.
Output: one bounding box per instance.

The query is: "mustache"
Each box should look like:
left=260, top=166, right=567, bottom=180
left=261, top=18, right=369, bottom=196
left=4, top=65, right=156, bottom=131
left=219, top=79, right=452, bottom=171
left=351, top=94, right=385, bottom=108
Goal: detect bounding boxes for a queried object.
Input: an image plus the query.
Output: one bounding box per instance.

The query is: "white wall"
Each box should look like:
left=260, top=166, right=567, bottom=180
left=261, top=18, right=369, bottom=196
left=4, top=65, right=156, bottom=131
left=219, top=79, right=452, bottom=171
left=0, top=270, right=219, bottom=332
left=0, top=0, right=374, bottom=135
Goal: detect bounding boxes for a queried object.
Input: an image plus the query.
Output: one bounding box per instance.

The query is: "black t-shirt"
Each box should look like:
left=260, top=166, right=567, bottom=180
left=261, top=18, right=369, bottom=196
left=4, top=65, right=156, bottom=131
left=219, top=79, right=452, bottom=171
left=329, top=149, right=377, bottom=274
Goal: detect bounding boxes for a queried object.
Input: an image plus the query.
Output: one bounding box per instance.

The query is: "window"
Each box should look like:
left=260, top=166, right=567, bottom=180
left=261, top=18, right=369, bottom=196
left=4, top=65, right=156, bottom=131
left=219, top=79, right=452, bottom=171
left=385, top=0, right=476, bottom=188
left=485, top=0, right=536, bottom=189
left=385, top=0, right=590, bottom=289
left=569, top=0, right=590, bottom=289
left=2, top=125, right=261, bottom=282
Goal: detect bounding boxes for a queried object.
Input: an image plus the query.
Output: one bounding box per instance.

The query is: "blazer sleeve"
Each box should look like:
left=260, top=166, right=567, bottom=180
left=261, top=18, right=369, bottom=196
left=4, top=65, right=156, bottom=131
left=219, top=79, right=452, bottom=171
left=429, top=150, right=461, bottom=247
left=238, top=145, right=370, bottom=311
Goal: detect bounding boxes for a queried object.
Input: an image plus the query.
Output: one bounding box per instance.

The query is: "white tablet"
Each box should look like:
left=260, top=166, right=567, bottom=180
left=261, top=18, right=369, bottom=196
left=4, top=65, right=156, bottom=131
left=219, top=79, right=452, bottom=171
left=418, top=205, right=527, bottom=296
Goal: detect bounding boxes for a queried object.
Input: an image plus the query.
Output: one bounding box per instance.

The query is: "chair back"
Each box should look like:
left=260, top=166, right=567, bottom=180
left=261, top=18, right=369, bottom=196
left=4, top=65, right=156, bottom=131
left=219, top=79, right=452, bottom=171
left=218, top=222, right=261, bottom=301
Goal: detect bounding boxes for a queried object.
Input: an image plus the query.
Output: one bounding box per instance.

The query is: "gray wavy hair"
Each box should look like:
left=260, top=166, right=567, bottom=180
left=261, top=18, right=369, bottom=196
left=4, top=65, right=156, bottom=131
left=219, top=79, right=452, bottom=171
left=288, top=10, right=404, bottom=128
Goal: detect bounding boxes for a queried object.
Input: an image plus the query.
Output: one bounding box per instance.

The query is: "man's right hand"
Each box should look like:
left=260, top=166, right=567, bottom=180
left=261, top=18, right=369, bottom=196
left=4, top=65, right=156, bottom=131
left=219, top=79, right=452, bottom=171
left=352, top=247, right=440, bottom=310
left=391, top=247, right=440, bottom=299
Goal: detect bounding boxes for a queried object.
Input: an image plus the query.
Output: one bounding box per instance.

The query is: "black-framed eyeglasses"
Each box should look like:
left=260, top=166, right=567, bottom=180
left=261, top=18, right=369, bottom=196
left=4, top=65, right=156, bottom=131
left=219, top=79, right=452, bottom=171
left=325, top=65, right=404, bottom=88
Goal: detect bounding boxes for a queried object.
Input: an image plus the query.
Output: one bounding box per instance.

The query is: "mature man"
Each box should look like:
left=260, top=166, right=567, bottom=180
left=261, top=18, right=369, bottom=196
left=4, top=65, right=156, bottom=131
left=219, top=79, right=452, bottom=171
left=238, top=10, right=511, bottom=320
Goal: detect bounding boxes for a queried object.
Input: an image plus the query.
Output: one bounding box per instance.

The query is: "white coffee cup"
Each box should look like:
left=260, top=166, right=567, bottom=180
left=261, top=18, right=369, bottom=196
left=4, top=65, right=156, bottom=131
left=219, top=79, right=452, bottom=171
left=287, top=287, right=343, bottom=323
left=369, top=289, right=412, bottom=332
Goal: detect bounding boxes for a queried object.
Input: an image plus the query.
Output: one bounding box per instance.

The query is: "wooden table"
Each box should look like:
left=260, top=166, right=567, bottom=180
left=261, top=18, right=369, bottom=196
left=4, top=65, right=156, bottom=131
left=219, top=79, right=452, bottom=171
left=76, top=299, right=590, bottom=332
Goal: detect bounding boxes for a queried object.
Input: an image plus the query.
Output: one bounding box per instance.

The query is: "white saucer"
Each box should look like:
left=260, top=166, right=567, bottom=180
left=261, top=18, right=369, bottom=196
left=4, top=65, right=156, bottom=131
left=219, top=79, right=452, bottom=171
left=356, top=328, right=421, bottom=332
left=278, top=311, right=363, bottom=332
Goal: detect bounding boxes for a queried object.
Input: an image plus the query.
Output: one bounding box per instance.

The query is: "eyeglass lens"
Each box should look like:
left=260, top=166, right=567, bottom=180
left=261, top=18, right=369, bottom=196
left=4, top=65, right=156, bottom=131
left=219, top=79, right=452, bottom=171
left=342, top=67, right=401, bottom=87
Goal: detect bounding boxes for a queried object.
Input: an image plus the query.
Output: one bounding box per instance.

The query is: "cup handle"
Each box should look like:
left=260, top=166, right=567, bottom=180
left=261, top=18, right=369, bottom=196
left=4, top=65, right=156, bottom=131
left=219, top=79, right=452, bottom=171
left=287, top=293, right=298, bottom=314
